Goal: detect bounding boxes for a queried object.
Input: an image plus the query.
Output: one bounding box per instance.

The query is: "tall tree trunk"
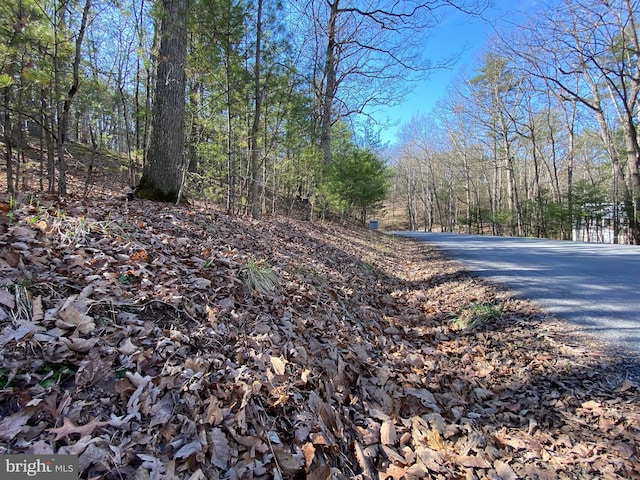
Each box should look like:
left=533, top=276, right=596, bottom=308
left=405, top=168, right=416, bottom=230
left=320, top=0, right=339, bottom=166
left=249, top=0, right=263, bottom=219
left=491, top=154, right=500, bottom=235
left=591, top=100, right=627, bottom=244
left=530, top=128, right=545, bottom=238
left=56, top=0, right=91, bottom=197
left=38, top=96, right=45, bottom=192
left=561, top=97, right=577, bottom=241
left=134, top=0, right=147, bottom=157
left=499, top=118, right=522, bottom=236
left=137, top=0, right=188, bottom=202
left=225, top=31, right=235, bottom=214
left=462, top=150, right=472, bottom=234
left=622, top=0, right=640, bottom=243
left=3, top=87, right=14, bottom=195
left=46, top=91, right=56, bottom=193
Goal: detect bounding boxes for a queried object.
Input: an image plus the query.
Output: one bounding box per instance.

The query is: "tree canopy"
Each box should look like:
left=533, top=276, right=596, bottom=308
left=1, top=0, right=638, bottom=242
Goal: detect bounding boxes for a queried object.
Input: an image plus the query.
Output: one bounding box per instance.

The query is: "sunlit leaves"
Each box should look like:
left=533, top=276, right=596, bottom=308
left=0, top=73, right=12, bottom=88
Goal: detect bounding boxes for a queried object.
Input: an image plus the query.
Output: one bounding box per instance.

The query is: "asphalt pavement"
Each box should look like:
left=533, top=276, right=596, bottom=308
left=393, top=232, right=640, bottom=357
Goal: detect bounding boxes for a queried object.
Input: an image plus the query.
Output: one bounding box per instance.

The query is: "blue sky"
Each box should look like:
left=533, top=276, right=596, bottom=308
left=370, top=0, right=533, bottom=144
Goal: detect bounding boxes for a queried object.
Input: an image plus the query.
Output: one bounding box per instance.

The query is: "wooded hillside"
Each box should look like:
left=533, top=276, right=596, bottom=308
left=0, top=184, right=638, bottom=478
left=3, top=0, right=638, bottom=240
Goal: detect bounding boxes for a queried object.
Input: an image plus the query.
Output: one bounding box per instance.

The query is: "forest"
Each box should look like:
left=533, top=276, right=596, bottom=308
left=0, top=0, right=639, bottom=240
left=389, top=0, right=640, bottom=245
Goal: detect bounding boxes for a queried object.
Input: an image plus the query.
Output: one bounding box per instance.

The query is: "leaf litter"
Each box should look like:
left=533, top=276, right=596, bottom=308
left=0, top=193, right=639, bottom=479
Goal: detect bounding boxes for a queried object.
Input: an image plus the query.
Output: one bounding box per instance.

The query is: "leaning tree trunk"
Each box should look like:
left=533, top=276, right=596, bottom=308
left=137, top=0, right=188, bottom=202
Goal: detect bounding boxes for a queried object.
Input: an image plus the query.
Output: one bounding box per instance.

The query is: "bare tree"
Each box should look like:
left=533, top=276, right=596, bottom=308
left=394, top=113, right=460, bottom=232
left=437, top=99, right=486, bottom=234
left=295, top=0, right=490, bottom=165
left=55, top=0, right=91, bottom=197
left=465, top=53, right=526, bottom=236
left=508, top=0, right=640, bottom=243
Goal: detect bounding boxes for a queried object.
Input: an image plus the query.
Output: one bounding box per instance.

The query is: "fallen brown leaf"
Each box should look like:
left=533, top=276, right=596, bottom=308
left=48, top=417, right=107, bottom=441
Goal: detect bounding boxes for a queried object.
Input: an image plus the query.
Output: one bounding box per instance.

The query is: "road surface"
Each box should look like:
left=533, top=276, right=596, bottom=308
left=394, top=232, right=640, bottom=356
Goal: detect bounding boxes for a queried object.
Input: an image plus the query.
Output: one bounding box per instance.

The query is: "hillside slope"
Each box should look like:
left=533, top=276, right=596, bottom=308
left=0, top=194, right=638, bottom=479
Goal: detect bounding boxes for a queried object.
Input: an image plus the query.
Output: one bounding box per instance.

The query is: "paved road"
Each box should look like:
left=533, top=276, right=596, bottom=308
left=393, top=232, right=640, bottom=356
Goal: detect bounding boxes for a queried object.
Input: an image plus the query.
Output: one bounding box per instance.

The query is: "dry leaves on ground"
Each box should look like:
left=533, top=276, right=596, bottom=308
left=0, top=193, right=639, bottom=479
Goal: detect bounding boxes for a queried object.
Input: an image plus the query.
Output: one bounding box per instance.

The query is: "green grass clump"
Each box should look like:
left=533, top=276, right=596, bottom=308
left=241, top=257, right=279, bottom=294
left=451, top=301, right=503, bottom=331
